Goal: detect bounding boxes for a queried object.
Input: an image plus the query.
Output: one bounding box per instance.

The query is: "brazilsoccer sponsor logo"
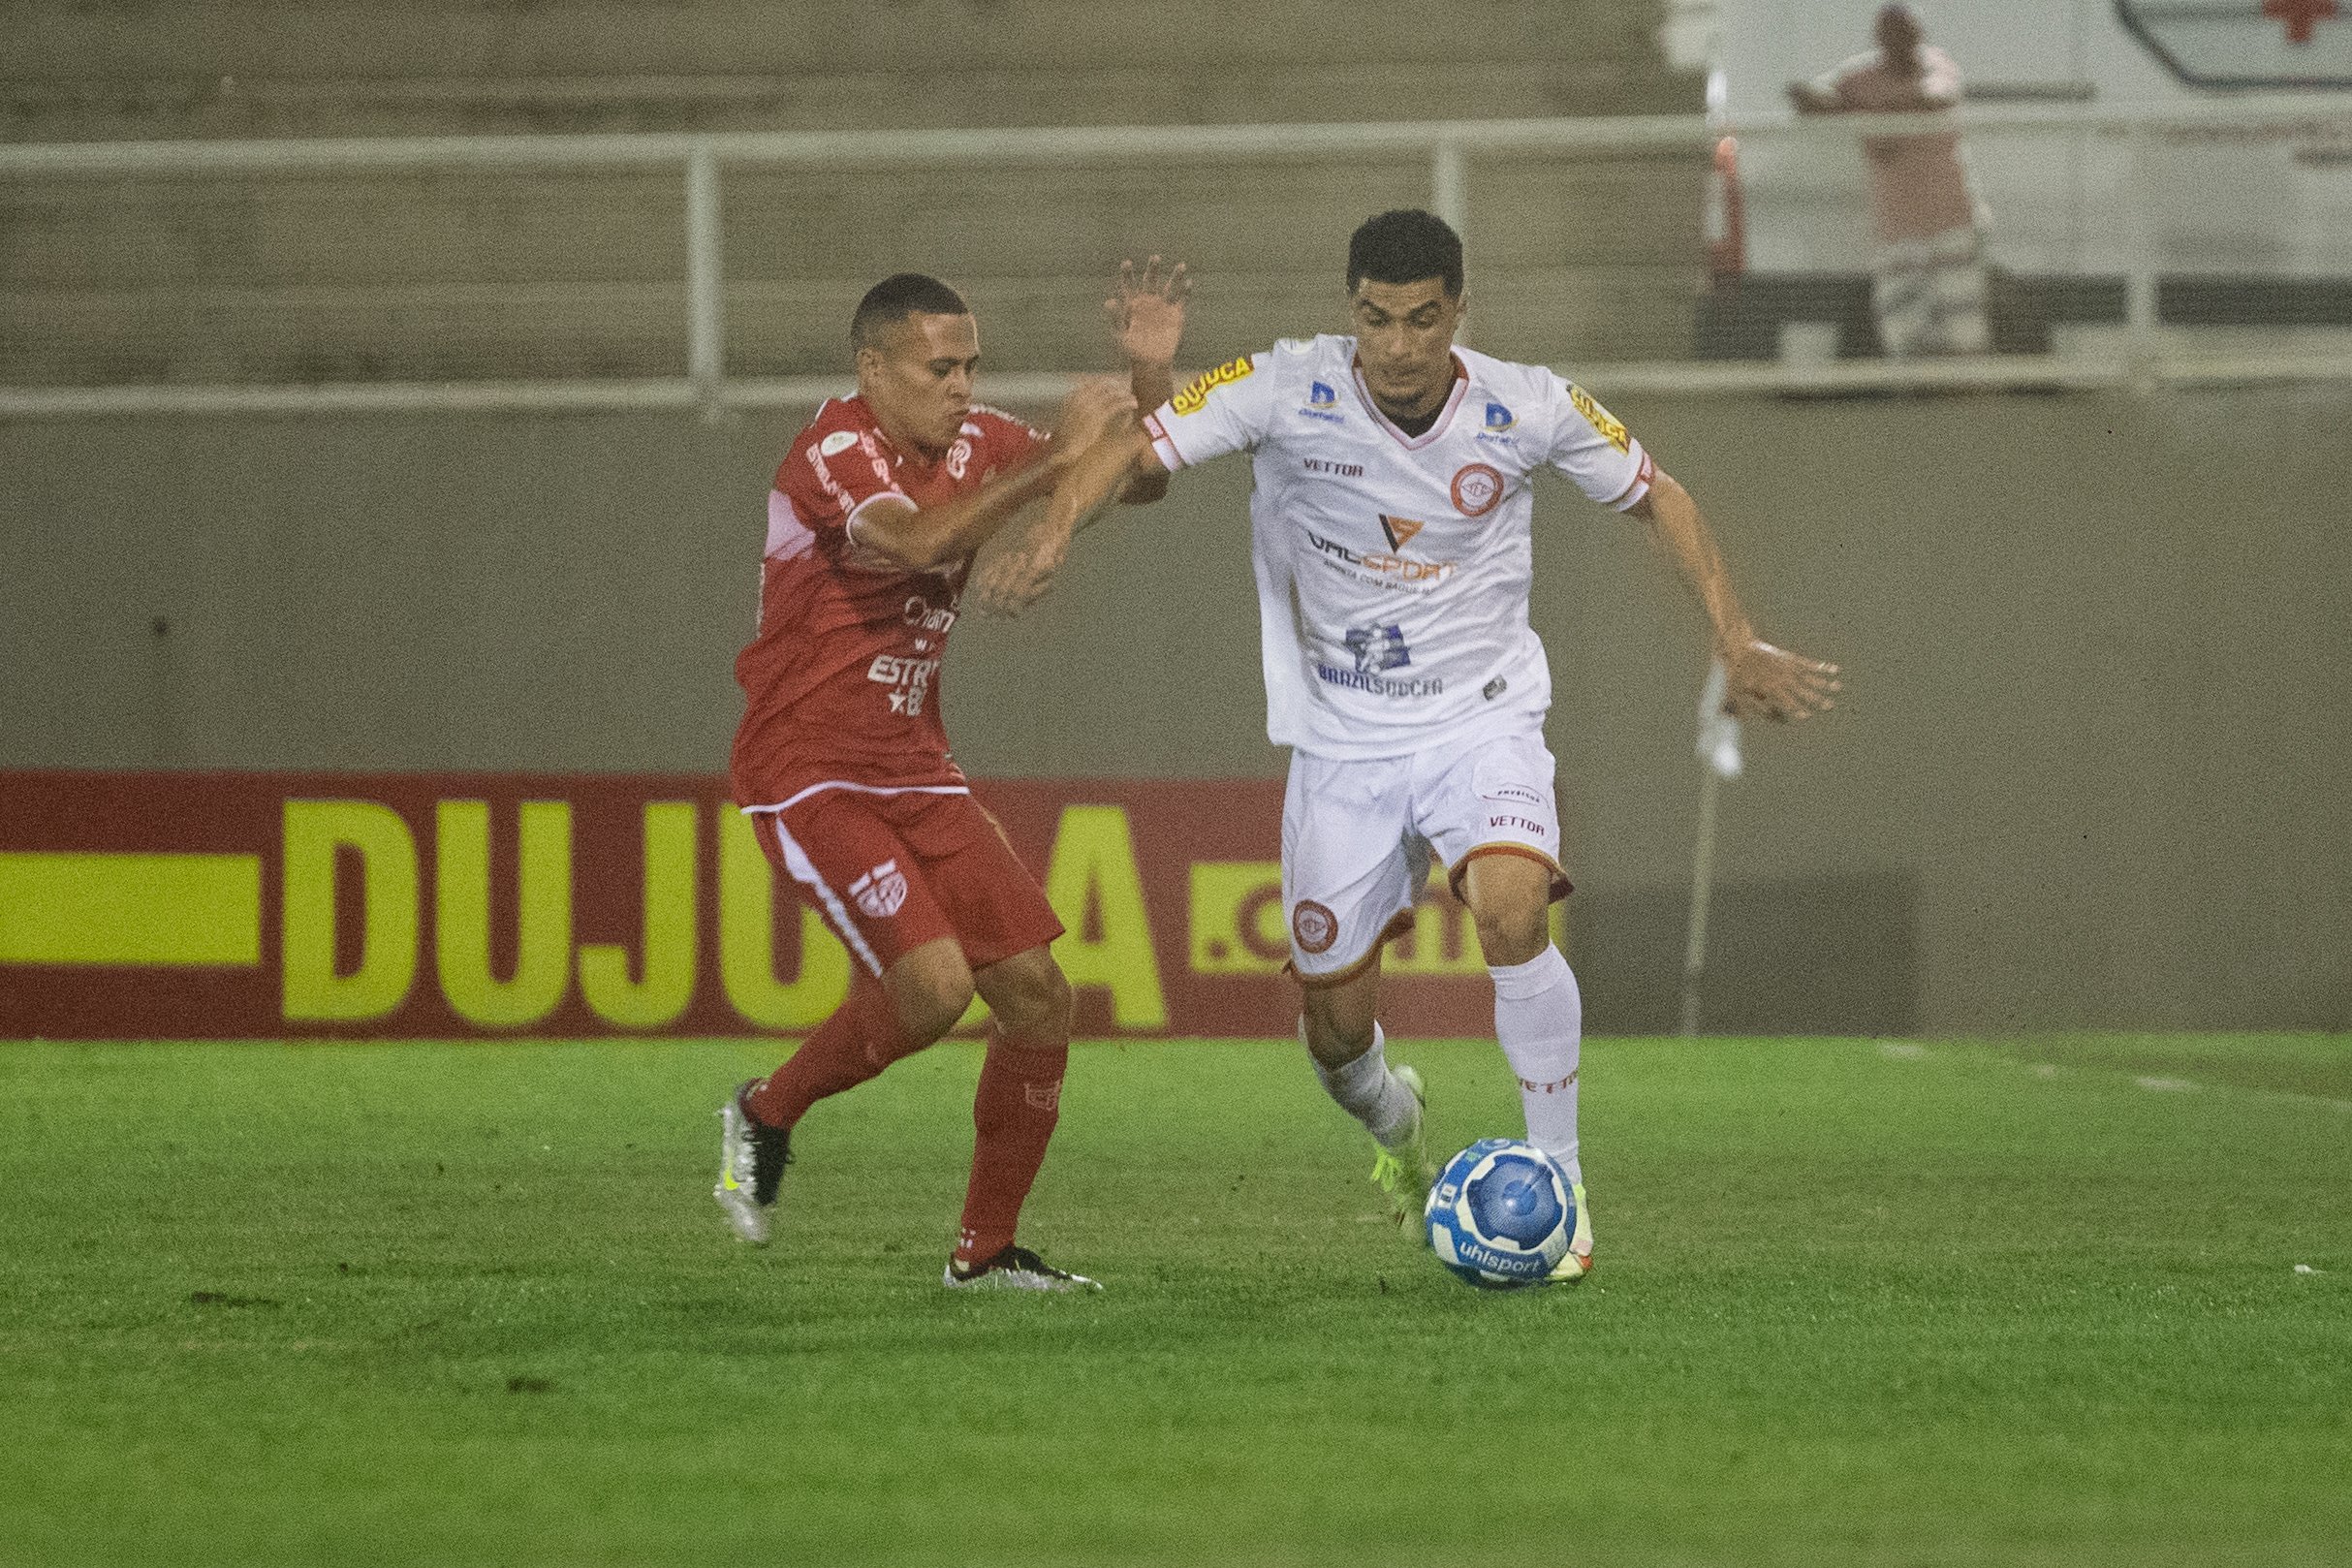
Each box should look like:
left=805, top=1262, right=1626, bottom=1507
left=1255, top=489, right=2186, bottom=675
left=849, top=859, right=909, bottom=920
left=1172, top=355, right=1254, bottom=417
left=1346, top=623, right=1412, bottom=674
left=1297, top=380, right=1345, bottom=423
left=1315, top=624, right=1444, bottom=697
left=818, top=429, right=860, bottom=456
left=1479, top=782, right=1547, bottom=809
left=1450, top=462, right=1504, bottom=517
left=1025, top=1082, right=1063, bottom=1112
left=1569, top=385, right=1631, bottom=455
left=1291, top=899, right=1339, bottom=955
left=1305, top=528, right=1457, bottom=586
left=1302, top=457, right=1364, bottom=478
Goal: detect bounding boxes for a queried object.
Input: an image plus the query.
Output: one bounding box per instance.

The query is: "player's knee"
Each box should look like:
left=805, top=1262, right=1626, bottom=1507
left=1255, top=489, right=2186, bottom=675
left=1473, top=902, right=1552, bottom=968
left=886, top=941, right=975, bottom=1046
left=1299, top=1005, right=1375, bottom=1068
left=904, top=979, right=973, bottom=1046
left=999, top=962, right=1072, bottom=1035
left=975, top=949, right=1071, bottom=1037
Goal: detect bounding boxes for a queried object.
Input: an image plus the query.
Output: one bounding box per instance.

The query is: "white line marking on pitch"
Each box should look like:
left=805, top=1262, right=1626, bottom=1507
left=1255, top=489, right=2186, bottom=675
left=2135, top=1076, right=2201, bottom=1093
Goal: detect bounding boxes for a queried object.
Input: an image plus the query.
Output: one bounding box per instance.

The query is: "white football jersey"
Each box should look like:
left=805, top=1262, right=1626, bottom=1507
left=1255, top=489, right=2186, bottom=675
left=1144, top=334, right=1655, bottom=760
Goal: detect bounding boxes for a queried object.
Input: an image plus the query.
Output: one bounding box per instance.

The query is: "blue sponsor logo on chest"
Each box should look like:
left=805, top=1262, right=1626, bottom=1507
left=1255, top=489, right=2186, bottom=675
left=1297, top=379, right=1346, bottom=423
left=1476, top=400, right=1519, bottom=444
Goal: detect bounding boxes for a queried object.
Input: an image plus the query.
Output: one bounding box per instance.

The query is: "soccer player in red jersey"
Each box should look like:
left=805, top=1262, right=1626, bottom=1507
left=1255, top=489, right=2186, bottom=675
left=715, top=267, right=1186, bottom=1291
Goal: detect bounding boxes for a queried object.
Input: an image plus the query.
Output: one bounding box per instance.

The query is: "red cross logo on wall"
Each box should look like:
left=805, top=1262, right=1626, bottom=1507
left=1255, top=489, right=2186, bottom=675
left=2265, top=0, right=2339, bottom=46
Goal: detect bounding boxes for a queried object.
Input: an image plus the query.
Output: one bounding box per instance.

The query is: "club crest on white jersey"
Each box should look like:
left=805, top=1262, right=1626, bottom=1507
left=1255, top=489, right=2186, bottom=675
left=1144, top=334, right=1655, bottom=759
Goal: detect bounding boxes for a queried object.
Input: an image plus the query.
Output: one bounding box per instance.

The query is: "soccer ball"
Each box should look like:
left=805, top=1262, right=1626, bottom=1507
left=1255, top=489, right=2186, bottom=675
left=1425, top=1139, right=1575, bottom=1289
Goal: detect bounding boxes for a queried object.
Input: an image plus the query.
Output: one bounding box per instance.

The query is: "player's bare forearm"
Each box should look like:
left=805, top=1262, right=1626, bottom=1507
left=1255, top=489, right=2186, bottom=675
left=1633, top=472, right=1752, bottom=655
left=974, top=423, right=1146, bottom=616
left=1118, top=360, right=1175, bottom=505
left=849, top=455, right=1058, bottom=573
left=1630, top=471, right=1842, bottom=721
left=1105, top=256, right=1189, bottom=506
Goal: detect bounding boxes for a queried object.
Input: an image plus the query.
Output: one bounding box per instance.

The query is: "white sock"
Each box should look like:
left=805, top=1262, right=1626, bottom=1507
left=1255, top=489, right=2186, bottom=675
left=1490, top=946, right=1583, bottom=1187
left=1305, top=1020, right=1421, bottom=1149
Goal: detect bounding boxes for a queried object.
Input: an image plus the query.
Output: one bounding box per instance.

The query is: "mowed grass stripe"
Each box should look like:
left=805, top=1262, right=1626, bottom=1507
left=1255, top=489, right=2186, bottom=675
left=0, top=1036, right=2345, bottom=1568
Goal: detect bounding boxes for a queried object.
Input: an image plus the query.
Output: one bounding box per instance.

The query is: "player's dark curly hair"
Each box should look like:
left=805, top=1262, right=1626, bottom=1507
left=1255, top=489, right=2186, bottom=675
left=851, top=272, right=970, bottom=349
left=1346, top=209, right=1464, bottom=298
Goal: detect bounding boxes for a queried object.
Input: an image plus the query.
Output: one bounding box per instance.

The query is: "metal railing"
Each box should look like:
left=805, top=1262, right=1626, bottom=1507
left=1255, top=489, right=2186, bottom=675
left=3, top=95, right=2349, bottom=418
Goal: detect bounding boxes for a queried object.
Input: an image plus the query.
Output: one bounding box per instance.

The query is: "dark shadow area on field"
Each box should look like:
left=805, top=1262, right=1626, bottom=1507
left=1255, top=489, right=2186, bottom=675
left=1567, top=869, right=1919, bottom=1036
left=1976, top=1033, right=2352, bottom=1101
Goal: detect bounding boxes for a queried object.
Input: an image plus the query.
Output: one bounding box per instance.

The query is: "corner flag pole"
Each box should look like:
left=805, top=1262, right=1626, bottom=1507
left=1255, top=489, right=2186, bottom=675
left=1680, top=661, right=1742, bottom=1037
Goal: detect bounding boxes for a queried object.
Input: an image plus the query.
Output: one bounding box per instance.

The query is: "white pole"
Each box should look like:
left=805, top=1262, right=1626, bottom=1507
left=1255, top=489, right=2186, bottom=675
left=1430, top=140, right=1467, bottom=235
left=2122, top=121, right=2159, bottom=393
left=685, top=141, right=725, bottom=416
left=1679, top=767, right=1722, bottom=1037
left=1432, top=141, right=1469, bottom=349
left=1680, top=661, right=1742, bottom=1036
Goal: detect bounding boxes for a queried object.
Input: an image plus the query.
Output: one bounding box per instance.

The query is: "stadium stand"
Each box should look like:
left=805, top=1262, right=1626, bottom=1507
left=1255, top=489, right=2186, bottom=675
left=0, top=0, right=1707, bottom=386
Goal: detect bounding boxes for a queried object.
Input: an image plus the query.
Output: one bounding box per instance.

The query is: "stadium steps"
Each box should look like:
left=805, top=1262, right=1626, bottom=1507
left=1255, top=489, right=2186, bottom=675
left=0, top=0, right=1705, bottom=382
left=2, top=0, right=1685, bottom=141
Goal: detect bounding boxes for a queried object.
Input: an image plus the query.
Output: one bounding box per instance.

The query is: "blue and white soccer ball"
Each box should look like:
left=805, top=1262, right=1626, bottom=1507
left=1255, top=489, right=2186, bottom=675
left=1425, top=1139, right=1575, bottom=1289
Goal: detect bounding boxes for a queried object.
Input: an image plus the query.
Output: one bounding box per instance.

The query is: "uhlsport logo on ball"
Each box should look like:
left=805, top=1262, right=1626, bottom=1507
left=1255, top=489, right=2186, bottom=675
left=1424, top=1139, right=1575, bottom=1289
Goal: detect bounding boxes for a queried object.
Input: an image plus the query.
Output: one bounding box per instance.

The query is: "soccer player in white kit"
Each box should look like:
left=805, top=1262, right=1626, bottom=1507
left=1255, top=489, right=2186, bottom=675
left=1030, top=214, right=1839, bottom=1282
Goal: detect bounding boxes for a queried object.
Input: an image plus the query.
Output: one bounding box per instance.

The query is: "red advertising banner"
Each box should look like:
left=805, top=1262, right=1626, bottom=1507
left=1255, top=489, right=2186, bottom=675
left=0, top=772, right=1515, bottom=1040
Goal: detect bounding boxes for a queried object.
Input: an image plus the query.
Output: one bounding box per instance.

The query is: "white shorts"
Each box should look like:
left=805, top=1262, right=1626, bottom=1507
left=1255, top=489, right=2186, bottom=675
left=1282, top=729, right=1570, bottom=984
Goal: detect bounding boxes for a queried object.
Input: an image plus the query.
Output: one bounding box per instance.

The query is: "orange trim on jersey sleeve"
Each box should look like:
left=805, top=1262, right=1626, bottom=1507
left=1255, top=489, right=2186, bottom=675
left=1447, top=844, right=1574, bottom=905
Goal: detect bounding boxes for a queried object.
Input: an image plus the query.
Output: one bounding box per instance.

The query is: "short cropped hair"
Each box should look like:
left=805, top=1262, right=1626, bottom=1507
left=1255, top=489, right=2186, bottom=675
left=1346, top=209, right=1464, bottom=298
left=851, top=272, right=969, bottom=350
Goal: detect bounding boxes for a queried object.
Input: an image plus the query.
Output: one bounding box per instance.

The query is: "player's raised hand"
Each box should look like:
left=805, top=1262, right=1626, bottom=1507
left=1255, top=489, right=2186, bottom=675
left=1105, top=255, right=1191, bottom=367
left=1721, top=638, right=1841, bottom=723
left=1052, top=375, right=1137, bottom=456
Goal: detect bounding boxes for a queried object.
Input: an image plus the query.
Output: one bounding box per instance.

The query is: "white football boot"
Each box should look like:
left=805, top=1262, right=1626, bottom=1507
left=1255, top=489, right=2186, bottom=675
left=944, top=1244, right=1103, bottom=1292
left=713, top=1082, right=791, bottom=1246
left=1545, top=1181, right=1595, bottom=1283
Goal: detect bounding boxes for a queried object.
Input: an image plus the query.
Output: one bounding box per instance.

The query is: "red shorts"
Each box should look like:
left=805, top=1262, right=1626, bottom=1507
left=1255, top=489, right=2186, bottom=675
left=746, top=786, right=1063, bottom=978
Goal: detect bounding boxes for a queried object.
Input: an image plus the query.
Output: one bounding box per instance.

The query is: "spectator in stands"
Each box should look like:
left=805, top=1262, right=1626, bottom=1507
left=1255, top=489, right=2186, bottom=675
left=1789, top=5, right=1991, bottom=357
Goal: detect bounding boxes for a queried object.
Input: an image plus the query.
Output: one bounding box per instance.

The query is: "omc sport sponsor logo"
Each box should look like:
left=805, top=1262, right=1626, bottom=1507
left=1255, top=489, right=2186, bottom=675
left=1305, top=528, right=1458, bottom=585
left=1172, top=355, right=1254, bottom=417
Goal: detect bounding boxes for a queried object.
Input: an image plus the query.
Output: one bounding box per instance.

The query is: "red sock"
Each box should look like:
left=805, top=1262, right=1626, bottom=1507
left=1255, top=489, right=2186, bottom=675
left=955, top=1023, right=1069, bottom=1264
left=744, top=977, right=911, bottom=1130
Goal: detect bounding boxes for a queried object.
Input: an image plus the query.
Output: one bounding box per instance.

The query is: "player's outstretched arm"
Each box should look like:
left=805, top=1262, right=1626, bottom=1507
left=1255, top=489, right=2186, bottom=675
left=1629, top=471, right=1843, bottom=722
left=1105, top=255, right=1190, bottom=506
left=972, top=422, right=1148, bottom=616
left=850, top=377, right=1135, bottom=572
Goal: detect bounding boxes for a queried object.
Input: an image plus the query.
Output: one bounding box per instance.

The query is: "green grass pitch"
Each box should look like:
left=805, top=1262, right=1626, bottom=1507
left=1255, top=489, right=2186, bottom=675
left=2, top=1033, right=2347, bottom=1567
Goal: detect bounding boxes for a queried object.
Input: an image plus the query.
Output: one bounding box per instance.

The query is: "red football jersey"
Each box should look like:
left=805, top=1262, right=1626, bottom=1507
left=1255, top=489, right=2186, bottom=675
left=731, top=394, right=1045, bottom=806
